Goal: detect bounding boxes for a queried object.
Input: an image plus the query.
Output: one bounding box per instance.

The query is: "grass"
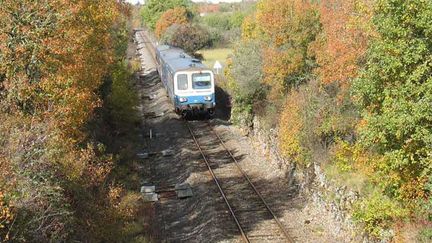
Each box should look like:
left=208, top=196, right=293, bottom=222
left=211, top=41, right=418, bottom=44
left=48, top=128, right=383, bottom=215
left=198, top=48, right=233, bottom=70
left=324, top=162, right=371, bottom=194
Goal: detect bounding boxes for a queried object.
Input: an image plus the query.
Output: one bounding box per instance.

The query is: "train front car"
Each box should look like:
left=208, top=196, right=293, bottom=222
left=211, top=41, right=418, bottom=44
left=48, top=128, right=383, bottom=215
left=156, top=45, right=216, bottom=117
left=174, top=69, right=215, bottom=116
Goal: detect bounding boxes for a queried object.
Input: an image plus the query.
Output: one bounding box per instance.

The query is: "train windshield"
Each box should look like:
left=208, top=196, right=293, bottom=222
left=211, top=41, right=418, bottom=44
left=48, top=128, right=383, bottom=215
left=177, top=74, right=188, bottom=90
left=192, top=73, right=212, bottom=90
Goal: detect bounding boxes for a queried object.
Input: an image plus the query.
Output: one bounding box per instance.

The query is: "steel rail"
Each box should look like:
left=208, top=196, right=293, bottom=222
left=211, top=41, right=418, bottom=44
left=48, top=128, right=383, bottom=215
left=137, top=30, right=291, bottom=242
left=186, top=121, right=250, bottom=243
left=208, top=122, right=294, bottom=243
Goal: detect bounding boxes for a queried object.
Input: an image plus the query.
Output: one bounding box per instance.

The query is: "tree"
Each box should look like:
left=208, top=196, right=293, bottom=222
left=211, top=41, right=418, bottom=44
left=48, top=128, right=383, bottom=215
left=162, top=24, right=210, bottom=54
left=140, top=0, right=191, bottom=30
left=254, top=0, right=321, bottom=101
left=311, top=0, right=373, bottom=93
left=0, top=0, right=127, bottom=241
left=225, top=40, right=265, bottom=126
left=353, top=0, right=432, bottom=204
left=155, top=7, right=189, bottom=39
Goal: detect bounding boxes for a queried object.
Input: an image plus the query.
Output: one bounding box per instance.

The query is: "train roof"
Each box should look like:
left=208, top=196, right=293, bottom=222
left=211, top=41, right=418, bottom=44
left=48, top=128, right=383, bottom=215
left=156, top=45, right=209, bottom=73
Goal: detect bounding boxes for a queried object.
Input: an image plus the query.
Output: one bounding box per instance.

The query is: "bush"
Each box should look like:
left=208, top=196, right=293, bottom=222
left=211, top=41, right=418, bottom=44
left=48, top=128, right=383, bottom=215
left=161, top=24, right=211, bottom=55
left=278, top=80, right=358, bottom=166
left=107, top=61, right=139, bottom=132
left=224, top=40, right=264, bottom=127
left=353, top=191, right=407, bottom=238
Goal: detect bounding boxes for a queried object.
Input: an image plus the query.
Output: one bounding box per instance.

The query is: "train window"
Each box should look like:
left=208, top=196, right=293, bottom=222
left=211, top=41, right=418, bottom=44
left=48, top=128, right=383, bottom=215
left=177, top=74, right=188, bottom=90
left=192, top=73, right=211, bottom=90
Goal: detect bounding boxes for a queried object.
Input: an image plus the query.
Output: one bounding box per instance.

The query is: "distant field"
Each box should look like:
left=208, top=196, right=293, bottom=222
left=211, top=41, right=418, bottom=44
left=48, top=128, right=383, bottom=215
left=198, top=48, right=233, bottom=70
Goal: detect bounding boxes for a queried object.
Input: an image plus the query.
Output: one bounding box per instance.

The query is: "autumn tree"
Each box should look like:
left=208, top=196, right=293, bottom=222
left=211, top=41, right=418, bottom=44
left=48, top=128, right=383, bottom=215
left=141, top=0, right=192, bottom=30
left=254, top=0, right=321, bottom=101
left=311, top=0, right=373, bottom=93
left=0, top=0, right=131, bottom=241
left=155, top=7, right=189, bottom=39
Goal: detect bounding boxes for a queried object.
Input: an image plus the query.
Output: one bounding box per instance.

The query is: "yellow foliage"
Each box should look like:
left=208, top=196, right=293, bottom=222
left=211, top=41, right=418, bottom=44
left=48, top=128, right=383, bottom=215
left=278, top=90, right=304, bottom=162
left=241, top=15, right=260, bottom=41
left=0, top=191, right=13, bottom=241
left=262, top=47, right=304, bottom=101
left=255, top=0, right=315, bottom=47
left=243, top=0, right=320, bottom=102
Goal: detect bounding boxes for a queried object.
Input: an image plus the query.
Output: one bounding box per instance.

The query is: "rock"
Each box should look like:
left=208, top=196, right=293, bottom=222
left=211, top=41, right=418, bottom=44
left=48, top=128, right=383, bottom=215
left=175, top=182, right=193, bottom=199
left=137, top=152, right=149, bottom=159
left=161, top=149, right=174, bottom=157
left=141, top=185, right=155, bottom=193
left=142, top=192, right=158, bottom=202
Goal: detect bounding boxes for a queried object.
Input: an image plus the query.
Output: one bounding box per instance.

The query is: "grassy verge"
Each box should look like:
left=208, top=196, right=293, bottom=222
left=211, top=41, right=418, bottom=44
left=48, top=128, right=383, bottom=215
left=198, top=48, right=232, bottom=68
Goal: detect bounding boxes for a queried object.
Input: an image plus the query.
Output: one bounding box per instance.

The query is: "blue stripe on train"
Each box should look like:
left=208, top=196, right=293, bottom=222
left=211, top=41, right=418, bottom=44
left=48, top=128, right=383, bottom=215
left=174, top=94, right=216, bottom=108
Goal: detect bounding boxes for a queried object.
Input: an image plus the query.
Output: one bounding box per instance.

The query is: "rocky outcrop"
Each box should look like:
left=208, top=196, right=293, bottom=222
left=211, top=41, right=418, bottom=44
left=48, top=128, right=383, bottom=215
left=244, top=116, right=374, bottom=242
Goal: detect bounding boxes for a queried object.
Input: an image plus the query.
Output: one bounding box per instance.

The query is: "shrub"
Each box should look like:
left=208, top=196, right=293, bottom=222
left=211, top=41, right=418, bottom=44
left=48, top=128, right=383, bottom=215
left=107, top=61, right=139, bottom=132
left=279, top=80, right=358, bottom=166
left=224, top=40, right=264, bottom=127
left=353, top=191, right=407, bottom=238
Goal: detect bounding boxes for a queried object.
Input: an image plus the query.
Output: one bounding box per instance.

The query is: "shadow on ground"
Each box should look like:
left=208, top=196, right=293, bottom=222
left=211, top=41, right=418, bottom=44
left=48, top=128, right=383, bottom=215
left=135, top=70, right=300, bottom=242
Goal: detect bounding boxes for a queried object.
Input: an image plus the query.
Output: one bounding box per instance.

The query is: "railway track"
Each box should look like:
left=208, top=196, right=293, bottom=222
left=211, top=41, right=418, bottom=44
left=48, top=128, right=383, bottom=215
left=135, top=29, right=293, bottom=242
left=186, top=121, right=293, bottom=243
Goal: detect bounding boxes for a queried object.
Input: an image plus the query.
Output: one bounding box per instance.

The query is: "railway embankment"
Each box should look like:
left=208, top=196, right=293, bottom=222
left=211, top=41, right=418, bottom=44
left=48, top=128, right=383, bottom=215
left=227, top=116, right=376, bottom=241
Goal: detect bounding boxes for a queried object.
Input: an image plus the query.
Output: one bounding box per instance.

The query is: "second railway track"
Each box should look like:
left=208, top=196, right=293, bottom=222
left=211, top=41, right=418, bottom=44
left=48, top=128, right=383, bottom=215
left=186, top=121, right=293, bottom=243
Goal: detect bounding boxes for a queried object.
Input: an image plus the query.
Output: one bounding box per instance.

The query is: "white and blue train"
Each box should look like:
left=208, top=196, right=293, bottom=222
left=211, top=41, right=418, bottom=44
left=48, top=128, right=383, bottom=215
left=155, top=45, right=216, bottom=116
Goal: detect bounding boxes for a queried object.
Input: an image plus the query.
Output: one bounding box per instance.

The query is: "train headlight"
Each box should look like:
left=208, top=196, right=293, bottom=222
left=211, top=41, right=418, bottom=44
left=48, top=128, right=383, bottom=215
left=204, top=96, right=212, bottom=101
left=179, top=97, right=188, bottom=103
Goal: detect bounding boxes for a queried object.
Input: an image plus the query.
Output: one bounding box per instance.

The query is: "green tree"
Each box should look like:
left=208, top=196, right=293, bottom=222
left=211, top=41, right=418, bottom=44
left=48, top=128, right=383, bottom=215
left=140, top=0, right=191, bottom=30
left=353, top=0, right=432, bottom=202
left=225, top=40, right=264, bottom=126
left=162, top=24, right=210, bottom=55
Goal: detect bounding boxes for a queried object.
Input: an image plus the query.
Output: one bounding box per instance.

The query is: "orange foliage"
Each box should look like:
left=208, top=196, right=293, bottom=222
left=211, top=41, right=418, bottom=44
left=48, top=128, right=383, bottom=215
left=311, top=0, right=373, bottom=91
left=155, top=7, right=189, bottom=39
left=0, top=0, right=122, bottom=140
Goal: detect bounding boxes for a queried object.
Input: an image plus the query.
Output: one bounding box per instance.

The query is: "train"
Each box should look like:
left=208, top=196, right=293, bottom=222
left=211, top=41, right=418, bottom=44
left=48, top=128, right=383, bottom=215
left=155, top=45, right=216, bottom=117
